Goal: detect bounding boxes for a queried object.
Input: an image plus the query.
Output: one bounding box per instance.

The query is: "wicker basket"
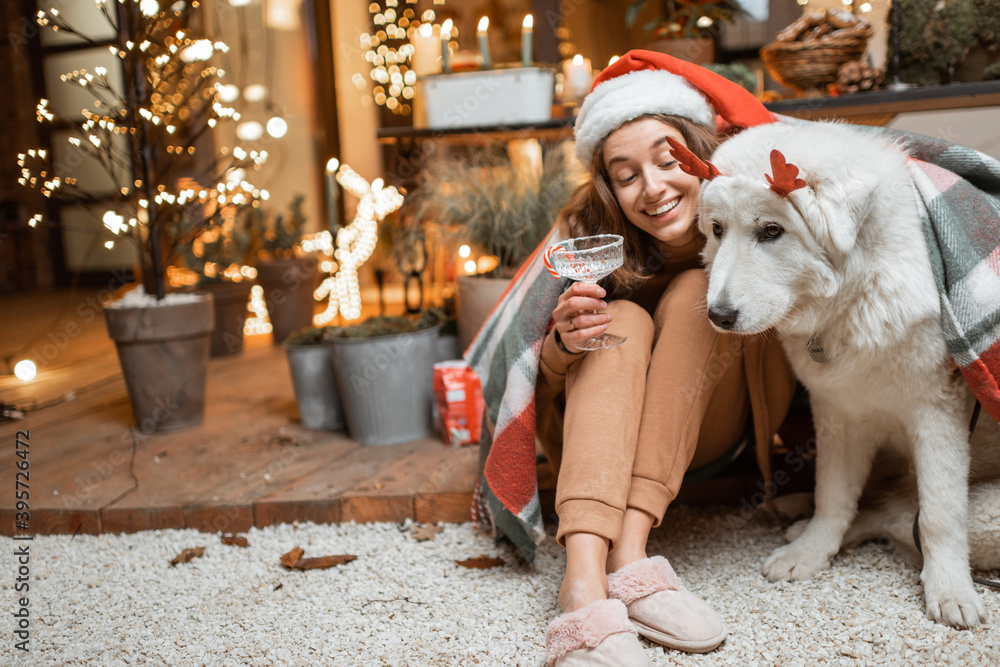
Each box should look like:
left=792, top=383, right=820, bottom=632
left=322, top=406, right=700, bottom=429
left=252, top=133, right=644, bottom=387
left=761, top=29, right=871, bottom=95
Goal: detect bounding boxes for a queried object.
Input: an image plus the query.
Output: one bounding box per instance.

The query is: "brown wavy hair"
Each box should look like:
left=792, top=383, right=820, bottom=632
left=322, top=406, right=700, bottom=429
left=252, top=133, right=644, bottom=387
left=561, top=114, right=723, bottom=294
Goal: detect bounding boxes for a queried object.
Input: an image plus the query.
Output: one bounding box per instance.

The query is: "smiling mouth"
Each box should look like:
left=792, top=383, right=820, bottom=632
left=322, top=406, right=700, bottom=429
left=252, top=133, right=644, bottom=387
left=643, top=198, right=680, bottom=217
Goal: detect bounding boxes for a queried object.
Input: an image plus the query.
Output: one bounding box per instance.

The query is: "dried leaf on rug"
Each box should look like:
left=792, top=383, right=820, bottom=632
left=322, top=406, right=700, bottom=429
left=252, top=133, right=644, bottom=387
left=222, top=534, right=249, bottom=548
left=170, top=547, right=205, bottom=566
left=280, top=546, right=357, bottom=571
left=456, top=555, right=504, bottom=569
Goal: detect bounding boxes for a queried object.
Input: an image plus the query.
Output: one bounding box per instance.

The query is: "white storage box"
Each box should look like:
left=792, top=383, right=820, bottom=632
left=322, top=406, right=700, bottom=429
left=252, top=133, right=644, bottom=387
left=418, top=67, right=555, bottom=130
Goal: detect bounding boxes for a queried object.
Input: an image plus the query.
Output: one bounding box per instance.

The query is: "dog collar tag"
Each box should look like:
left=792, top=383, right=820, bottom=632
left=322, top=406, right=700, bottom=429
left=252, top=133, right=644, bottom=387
left=807, top=336, right=827, bottom=363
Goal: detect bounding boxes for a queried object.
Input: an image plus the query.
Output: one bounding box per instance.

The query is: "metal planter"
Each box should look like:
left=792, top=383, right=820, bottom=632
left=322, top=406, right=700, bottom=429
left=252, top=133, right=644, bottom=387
left=254, top=256, right=320, bottom=345
left=284, top=342, right=345, bottom=431
left=330, top=325, right=441, bottom=446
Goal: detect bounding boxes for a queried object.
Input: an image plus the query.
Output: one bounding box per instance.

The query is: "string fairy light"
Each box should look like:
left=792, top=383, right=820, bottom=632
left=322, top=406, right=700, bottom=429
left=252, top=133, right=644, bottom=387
left=313, top=163, right=404, bottom=323
left=244, top=284, right=273, bottom=336
left=18, top=0, right=269, bottom=302
left=360, top=1, right=452, bottom=116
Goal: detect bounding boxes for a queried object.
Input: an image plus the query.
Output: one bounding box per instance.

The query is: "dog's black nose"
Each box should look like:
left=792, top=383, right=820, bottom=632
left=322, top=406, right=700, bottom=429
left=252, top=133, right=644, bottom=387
left=708, top=305, right=739, bottom=329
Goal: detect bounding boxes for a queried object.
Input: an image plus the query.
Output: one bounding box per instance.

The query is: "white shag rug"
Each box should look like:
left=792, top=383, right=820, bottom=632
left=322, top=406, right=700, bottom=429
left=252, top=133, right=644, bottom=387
left=3, top=506, right=998, bottom=666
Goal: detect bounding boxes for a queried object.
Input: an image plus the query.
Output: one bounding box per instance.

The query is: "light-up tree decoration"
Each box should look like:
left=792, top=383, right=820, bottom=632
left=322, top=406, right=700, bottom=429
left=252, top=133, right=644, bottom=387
left=17, top=0, right=268, bottom=301
left=357, top=0, right=453, bottom=116
left=312, top=163, right=404, bottom=323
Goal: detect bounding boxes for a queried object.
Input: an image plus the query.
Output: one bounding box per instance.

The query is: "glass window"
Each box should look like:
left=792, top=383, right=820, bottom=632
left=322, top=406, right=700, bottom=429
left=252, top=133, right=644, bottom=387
left=59, top=205, right=138, bottom=271
left=43, top=48, right=124, bottom=120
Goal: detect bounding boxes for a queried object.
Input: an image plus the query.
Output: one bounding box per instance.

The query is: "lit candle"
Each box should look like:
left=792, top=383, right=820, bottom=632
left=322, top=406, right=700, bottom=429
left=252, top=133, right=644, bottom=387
left=325, top=158, right=340, bottom=233
left=477, top=17, right=491, bottom=70
left=563, top=54, right=593, bottom=101
left=441, top=18, right=453, bottom=74
left=521, top=15, right=533, bottom=68
left=410, top=22, right=441, bottom=77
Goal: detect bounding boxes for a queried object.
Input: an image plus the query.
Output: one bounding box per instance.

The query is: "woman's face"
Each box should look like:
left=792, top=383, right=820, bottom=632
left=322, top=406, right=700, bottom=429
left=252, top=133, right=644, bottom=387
left=603, top=117, right=702, bottom=247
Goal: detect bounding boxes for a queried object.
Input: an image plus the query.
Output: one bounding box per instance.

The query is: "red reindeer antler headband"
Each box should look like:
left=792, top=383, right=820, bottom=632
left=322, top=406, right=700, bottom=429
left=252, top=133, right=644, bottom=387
left=665, top=138, right=807, bottom=199
left=764, top=150, right=807, bottom=197
left=666, top=137, right=721, bottom=181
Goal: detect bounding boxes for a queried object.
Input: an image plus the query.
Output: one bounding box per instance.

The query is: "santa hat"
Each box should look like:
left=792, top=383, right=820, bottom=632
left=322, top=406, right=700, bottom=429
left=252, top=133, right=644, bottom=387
left=573, top=49, right=775, bottom=166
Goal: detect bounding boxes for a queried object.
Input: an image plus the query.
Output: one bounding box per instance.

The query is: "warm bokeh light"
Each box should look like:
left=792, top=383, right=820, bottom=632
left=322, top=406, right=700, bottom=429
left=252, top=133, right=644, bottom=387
left=14, top=360, right=37, bottom=382
left=266, top=116, right=288, bottom=138
left=243, top=84, right=267, bottom=102
left=357, top=1, right=451, bottom=116
left=236, top=120, right=264, bottom=141
left=216, top=83, right=240, bottom=103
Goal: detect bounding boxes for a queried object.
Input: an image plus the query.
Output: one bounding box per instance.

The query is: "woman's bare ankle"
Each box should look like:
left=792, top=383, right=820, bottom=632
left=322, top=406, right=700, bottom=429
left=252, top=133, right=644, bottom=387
left=605, top=549, right=647, bottom=575
left=558, top=575, right=608, bottom=613
left=607, top=509, right=654, bottom=574
left=560, top=532, right=611, bottom=613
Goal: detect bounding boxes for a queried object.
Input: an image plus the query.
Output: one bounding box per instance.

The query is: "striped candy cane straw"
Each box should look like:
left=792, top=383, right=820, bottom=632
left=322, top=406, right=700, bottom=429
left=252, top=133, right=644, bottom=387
left=542, top=245, right=562, bottom=278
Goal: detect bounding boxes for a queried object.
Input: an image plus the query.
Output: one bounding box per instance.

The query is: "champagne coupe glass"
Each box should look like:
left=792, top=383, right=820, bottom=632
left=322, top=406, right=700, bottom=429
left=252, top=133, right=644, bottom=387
left=544, top=234, right=626, bottom=351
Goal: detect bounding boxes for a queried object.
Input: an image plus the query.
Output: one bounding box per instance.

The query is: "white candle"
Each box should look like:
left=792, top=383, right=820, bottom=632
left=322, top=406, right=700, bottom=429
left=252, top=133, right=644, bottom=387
left=563, top=54, right=593, bottom=101
left=477, top=16, right=491, bottom=70
left=410, top=22, right=440, bottom=77
left=521, top=15, right=533, bottom=68
left=441, top=18, right=453, bottom=74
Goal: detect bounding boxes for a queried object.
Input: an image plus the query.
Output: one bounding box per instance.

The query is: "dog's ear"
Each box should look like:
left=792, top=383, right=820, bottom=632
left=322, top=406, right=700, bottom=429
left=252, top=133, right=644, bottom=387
left=798, top=173, right=877, bottom=258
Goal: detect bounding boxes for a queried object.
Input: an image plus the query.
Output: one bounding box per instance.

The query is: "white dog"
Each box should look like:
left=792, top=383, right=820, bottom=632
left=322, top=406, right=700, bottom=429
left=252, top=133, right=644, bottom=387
left=672, top=122, right=991, bottom=628
left=797, top=416, right=1000, bottom=574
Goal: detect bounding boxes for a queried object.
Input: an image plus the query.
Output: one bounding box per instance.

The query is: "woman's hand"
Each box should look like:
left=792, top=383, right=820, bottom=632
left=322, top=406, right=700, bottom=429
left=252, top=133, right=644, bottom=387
left=553, top=282, right=611, bottom=352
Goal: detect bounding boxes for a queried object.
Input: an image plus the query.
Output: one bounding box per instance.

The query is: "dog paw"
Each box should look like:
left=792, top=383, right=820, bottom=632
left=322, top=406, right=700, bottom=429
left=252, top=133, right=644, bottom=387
left=784, top=519, right=810, bottom=542
left=925, top=585, right=988, bottom=629
left=762, top=542, right=830, bottom=582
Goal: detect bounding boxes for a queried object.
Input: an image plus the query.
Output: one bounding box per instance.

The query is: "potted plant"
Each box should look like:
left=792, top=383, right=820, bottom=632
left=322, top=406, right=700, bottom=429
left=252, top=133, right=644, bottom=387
left=625, top=0, right=746, bottom=64
left=251, top=195, right=321, bottom=345
left=17, top=1, right=266, bottom=432
left=411, top=142, right=582, bottom=349
left=282, top=325, right=345, bottom=431
left=327, top=309, right=451, bottom=446
left=893, top=0, right=1000, bottom=86
left=174, top=200, right=257, bottom=357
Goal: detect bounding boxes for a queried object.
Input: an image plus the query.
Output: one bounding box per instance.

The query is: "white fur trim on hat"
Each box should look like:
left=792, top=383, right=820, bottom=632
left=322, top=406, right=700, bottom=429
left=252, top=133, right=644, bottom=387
left=574, top=69, right=714, bottom=166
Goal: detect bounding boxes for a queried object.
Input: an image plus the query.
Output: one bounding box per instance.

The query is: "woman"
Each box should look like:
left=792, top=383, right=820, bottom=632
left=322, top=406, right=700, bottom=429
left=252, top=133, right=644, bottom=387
left=535, top=52, right=797, bottom=666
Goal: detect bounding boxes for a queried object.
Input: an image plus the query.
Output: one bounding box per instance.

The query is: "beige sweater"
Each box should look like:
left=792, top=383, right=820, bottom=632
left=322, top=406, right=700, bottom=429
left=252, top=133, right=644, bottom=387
left=535, top=234, right=797, bottom=487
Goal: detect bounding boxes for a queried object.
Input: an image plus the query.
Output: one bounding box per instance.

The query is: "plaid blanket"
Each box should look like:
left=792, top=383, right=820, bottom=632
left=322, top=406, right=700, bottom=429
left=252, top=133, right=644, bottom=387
left=466, top=124, right=1000, bottom=561
left=880, top=128, right=1000, bottom=423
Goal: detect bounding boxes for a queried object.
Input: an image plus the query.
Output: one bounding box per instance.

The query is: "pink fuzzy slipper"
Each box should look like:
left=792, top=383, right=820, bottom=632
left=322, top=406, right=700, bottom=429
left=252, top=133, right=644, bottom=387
left=544, top=598, right=651, bottom=666
left=607, top=556, right=727, bottom=653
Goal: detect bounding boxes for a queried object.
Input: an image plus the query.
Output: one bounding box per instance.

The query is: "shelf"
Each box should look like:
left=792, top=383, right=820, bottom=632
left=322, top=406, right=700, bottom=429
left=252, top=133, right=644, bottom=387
left=376, top=80, right=1000, bottom=144
left=764, top=79, right=1000, bottom=122
left=377, top=117, right=574, bottom=146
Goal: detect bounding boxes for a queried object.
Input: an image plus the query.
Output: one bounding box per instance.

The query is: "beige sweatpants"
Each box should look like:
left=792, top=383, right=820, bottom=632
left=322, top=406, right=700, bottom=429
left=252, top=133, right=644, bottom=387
left=553, top=268, right=749, bottom=549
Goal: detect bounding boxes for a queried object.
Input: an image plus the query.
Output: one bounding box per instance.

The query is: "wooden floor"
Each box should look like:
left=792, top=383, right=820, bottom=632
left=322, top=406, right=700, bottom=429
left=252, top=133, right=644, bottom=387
left=0, top=289, right=771, bottom=537
left=0, top=288, right=493, bottom=536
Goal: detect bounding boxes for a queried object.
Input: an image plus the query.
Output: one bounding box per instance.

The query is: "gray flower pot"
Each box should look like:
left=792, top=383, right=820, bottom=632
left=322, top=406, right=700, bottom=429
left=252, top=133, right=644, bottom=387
left=457, top=275, right=511, bottom=351
left=179, top=281, right=254, bottom=357
left=205, top=280, right=254, bottom=357
left=330, top=325, right=441, bottom=446
left=254, top=256, right=320, bottom=345
left=284, top=342, right=345, bottom=431
left=436, top=333, right=461, bottom=364
left=104, top=293, right=213, bottom=433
